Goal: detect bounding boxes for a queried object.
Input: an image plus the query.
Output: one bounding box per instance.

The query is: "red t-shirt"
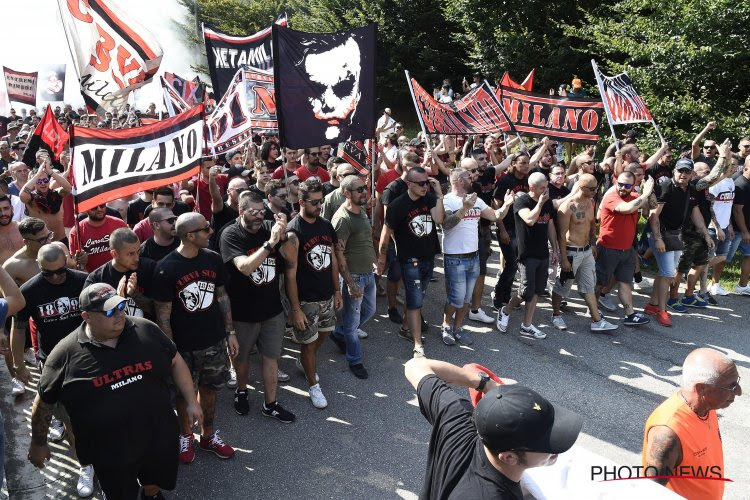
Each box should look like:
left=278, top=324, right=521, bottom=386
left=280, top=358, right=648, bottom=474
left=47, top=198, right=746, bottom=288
left=272, top=165, right=297, bottom=180
left=69, top=215, right=128, bottom=272
left=133, top=217, right=153, bottom=242
left=190, top=174, right=228, bottom=221
left=295, top=165, right=330, bottom=183
left=376, top=169, right=400, bottom=194
left=598, top=190, right=639, bottom=250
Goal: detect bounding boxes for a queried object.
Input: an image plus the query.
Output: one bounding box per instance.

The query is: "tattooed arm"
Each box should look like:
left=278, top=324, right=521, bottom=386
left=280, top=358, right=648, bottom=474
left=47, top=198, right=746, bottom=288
left=335, top=239, right=360, bottom=299
left=216, top=285, right=233, bottom=333
left=28, top=394, right=53, bottom=467
left=695, top=154, right=731, bottom=191
left=154, top=301, right=174, bottom=340
left=644, top=425, right=683, bottom=485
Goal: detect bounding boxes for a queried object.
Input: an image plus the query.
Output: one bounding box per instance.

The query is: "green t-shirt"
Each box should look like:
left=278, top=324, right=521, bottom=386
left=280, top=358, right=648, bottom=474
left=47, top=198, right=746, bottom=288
left=321, top=188, right=346, bottom=221
left=331, top=205, right=376, bottom=275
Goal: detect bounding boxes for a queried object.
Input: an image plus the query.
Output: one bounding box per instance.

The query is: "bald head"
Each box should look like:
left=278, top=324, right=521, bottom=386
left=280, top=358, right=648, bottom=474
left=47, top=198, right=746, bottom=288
left=578, top=173, right=597, bottom=187
left=528, top=172, right=547, bottom=188
left=37, top=243, right=66, bottom=265
left=228, top=177, right=248, bottom=190
left=175, top=212, right=207, bottom=240
left=460, top=157, right=478, bottom=171
left=682, top=347, right=735, bottom=390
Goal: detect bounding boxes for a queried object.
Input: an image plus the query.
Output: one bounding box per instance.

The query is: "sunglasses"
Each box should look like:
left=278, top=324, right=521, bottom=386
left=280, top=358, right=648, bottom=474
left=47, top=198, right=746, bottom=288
left=716, top=376, right=741, bottom=392
left=97, top=300, right=127, bottom=318
left=617, top=182, right=633, bottom=189
left=245, top=208, right=264, bottom=217
left=581, top=185, right=598, bottom=191
left=188, top=224, right=211, bottom=233
left=37, top=177, right=50, bottom=185
left=160, top=217, right=177, bottom=224
left=41, top=266, right=66, bottom=277
left=25, top=232, right=53, bottom=244
left=704, top=145, right=717, bottom=150
left=348, top=186, right=367, bottom=193
left=308, top=152, right=321, bottom=157
left=303, top=198, right=323, bottom=206
left=274, top=193, right=288, bottom=199
left=409, top=180, right=429, bottom=187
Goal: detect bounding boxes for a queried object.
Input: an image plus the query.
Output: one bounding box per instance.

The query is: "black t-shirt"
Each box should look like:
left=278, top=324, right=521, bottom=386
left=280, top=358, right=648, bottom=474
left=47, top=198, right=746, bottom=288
left=647, top=164, right=672, bottom=181
left=322, top=182, right=336, bottom=196
left=656, top=178, right=695, bottom=231
left=287, top=215, right=338, bottom=302
left=695, top=153, right=717, bottom=168
left=548, top=183, right=570, bottom=226
left=18, top=270, right=88, bottom=361
left=513, top=193, right=554, bottom=260
left=493, top=174, right=529, bottom=233
left=211, top=203, right=239, bottom=250
left=140, top=237, right=179, bottom=262
left=385, top=192, right=440, bottom=262
left=264, top=203, right=291, bottom=222
left=152, top=249, right=228, bottom=352
left=127, top=197, right=150, bottom=226
left=530, top=165, right=552, bottom=178
left=248, top=184, right=266, bottom=198
left=38, top=317, right=178, bottom=467
left=381, top=178, right=408, bottom=206
left=220, top=221, right=284, bottom=322
left=686, top=180, right=711, bottom=231
left=142, top=200, right=192, bottom=219
left=474, top=167, right=496, bottom=228
left=733, top=175, right=750, bottom=232
left=85, top=259, right=156, bottom=318
left=417, top=375, right=523, bottom=500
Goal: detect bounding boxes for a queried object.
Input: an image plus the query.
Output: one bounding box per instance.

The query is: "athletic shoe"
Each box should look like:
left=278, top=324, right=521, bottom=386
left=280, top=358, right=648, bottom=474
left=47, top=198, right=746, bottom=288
left=491, top=291, right=500, bottom=310
left=387, top=307, right=403, bottom=324
left=496, top=307, right=510, bottom=333
left=598, top=294, right=617, bottom=312
left=441, top=325, right=456, bottom=346
left=141, top=490, right=166, bottom=500
left=48, top=417, right=65, bottom=442
left=24, top=348, right=37, bottom=367
left=179, top=433, right=195, bottom=464
left=591, top=318, right=618, bottom=332
left=698, top=291, right=718, bottom=305
left=453, top=328, right=474, bottom=345
left=398, top=326, right=412, bottom=341
left=644, top=303, right=659, bottom=316
left=735, top=284, right=750, bottom=296
left=234, top=390, right=250, bottom=415
left=656, top=311, right=672, bottom=327
left=681, top=295, right=708, bottom=308
left=412, top=346, right=425, bottom=358
left=330, top=333, right=347, bottom=353
left=551, top=315, right=567, bottom=330
left=199, top=430, right=235, bottom=459
left=11, top=377, right=25, bottom=396
left=468, top=308, right=495, bottom=324
left=295, top=357, right=319, bottom=383
left=277, top=369, right=290, bottom=383
left=227, top=366, right=237, bottom=389
left=667, top=297, right=688, bottom=313
left=357, top=328, right=368, bottom=339
left=349, top=363, right=369, bottom=379
left=262, top=402, right=296, bottom=423
left=520, top=323, right=546, bottom=339
left=623, top=312, right=650, bottom=326
left=308, top=383, right=328, bottom=409
left=77, top=465, right=94, bottom=498
left=710, top=283, right=729, bottom=296
left=421, top=316, right=430, bottom=332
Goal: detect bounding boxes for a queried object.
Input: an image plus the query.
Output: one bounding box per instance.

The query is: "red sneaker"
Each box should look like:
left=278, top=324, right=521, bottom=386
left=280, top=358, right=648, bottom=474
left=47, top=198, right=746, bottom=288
left=179, top=433, right=195, bottom=464
left=199, top=430, right=235, bottom=459
left=656, top=311, right=672, bottom=327
left=643, top=303, right=659, bottom=316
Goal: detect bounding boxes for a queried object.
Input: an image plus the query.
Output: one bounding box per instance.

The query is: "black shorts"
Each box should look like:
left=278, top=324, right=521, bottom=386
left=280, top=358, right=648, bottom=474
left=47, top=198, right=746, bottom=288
left=595, top=245, right=635, bottom=285
left=478, top=225, right=492, bottom=275
left=93, top=438, right=179, bottom=500
left=518, top=257, right=549, bottom=301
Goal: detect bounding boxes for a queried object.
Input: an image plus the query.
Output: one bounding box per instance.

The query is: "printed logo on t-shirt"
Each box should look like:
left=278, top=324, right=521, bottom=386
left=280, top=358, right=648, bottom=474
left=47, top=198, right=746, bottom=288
left=178, top=281, right=216, bottom=312
left=306, top=244, right=332, bottom=271
left=409, top=214, right=434, bottom=237
left=124, top=298, right=143, bottom=318
left=83, top=235, right=112, bottom=256
left=250, top=255, right=277, bottom=285
left=91, top=361, right=153, bottom=390
left=37, top=297, right=80, bottom=320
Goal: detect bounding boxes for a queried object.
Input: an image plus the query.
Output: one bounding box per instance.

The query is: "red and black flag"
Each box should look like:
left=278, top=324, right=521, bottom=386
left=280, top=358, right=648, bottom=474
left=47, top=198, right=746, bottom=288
left=273, top=24, right=377, bottom=149
left=163, top=72, right=207, bottom=107
left=22, top=105, right=70, bottom=167
left=340, top=139, right=372, bottom=175
left=71, top=105, right=204, bottom=212
left=499, top=69, right=534, bottom=92
left=591, top=60, right=653, bottom=125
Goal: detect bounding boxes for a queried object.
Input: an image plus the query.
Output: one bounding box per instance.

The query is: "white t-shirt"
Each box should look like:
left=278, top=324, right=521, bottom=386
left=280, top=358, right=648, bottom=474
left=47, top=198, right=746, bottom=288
left=442, top=192, right=488, bottom=254
left=709, top=177, right=735, bottom=229
left=376, top=114, right=396, bottom=142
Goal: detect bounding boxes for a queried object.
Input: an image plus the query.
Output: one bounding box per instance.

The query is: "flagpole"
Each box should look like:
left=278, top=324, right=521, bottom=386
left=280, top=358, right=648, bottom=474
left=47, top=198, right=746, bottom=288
left=651, top=119, right=665, bottom=144
left=68, top=123, right=84, bottom=270
left=404, top=70, right=433, bottom=155
left=591, top=59, right=620, bottom=152
left=370, top=138, right=377, bottom=202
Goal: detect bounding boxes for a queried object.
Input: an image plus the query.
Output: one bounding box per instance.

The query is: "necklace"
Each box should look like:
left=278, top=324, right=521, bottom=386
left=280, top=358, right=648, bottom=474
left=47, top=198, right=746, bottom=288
left=679, top=391, right=710, bottom=422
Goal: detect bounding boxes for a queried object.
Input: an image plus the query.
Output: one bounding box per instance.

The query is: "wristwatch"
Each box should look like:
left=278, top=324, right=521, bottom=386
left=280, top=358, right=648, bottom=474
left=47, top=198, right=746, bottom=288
left=476, top=372, right=490, bottom=392
left=262, top=241, right=273, bottom=253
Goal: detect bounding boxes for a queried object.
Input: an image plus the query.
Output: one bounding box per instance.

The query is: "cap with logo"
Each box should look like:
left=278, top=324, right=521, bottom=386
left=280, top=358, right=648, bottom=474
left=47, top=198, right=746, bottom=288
left=675, top=158, right=694, bottom=172
left=474, top=384, right=583, bottom=454
left=79, top=283, right=127, bottom=312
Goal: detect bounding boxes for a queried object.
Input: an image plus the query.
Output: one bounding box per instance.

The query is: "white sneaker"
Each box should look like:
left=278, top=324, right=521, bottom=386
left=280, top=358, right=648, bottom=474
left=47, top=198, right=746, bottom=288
left=591, top=318, right=618, bottom=332
left=296, top=357, right=319, bottom=383
left=710, top=283, right=729, bottom=296
left=76, top=465, right=94, bottom=498
left=48, top=417, right=65, bottom=442
left=551, top=315, right=567, bottom=330
left=469, top=308, right=495, bottom=324
left=308, top=383, right=328, bottom=409
left=598, top=294, right=617, bottom=311
left=520, top=323, right=546, bottom=339
left=11, top=378, right=25, bottom=396
left=735, top=284, right=750, bottom=296
left=496, top=307, right=510, bottom=333
left=277, top=368, right=290, bottom=382
left=413, top=345, right=425, bottom=358
left=356, top=328, right=368, bottom=339
left=227, top=366, right=237, bottom=389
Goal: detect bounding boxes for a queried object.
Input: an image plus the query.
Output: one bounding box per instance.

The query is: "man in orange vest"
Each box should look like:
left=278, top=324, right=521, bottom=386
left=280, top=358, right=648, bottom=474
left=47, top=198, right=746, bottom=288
left=642, top=347, right=741, bottom=499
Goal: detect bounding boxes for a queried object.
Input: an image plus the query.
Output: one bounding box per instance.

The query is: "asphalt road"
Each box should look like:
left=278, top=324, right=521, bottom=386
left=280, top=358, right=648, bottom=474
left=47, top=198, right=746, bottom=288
left=3, top=249, right=749, bottom=499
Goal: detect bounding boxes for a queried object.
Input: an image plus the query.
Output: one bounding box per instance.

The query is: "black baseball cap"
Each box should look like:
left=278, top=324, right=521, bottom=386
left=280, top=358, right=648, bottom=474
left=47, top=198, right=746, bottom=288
left=79, top=283, right=127, bottom=312
left=675, top=158, right=694, bottom=172
left=474, top=384, right=583, bottom=454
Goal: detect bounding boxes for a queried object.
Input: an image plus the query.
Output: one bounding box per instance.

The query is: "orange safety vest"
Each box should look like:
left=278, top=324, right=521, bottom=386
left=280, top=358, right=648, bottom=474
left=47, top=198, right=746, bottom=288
left=642, top=392, right=725, bottom=500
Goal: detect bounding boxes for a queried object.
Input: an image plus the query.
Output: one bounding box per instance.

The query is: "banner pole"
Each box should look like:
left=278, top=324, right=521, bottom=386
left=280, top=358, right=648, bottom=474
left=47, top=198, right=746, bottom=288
left=651, top=119, right=665, bottom=144
left=404, top=70, right=433, bottom=155
left=370, top=138, right=377, bottom=202
left=591, top=59, right=620, bottom=152
left=68, top=123, right=84, bottom=270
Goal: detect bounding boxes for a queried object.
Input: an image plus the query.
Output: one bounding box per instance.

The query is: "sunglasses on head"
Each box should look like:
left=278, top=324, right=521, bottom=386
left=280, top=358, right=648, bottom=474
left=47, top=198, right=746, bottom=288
left=304, top=198, right=323, bottom=206
left=410, top=180, right=429, bottom=187
left=188, top=224, right=211, bottom=234
left=617, top=182, right=633, bottom=189
left=97, top=300, right=127, bottom=318
left=41, top=266, right=66, bottom=277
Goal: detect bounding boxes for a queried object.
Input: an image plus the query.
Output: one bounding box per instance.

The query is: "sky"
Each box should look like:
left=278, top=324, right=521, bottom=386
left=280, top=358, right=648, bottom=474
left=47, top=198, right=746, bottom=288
left=0, top=0, right=202, bottom=113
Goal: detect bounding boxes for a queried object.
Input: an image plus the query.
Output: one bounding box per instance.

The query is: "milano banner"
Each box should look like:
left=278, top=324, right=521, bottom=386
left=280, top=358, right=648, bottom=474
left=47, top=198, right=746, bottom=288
left=496, top=86, right=603, bottom=144
left=71, top=106, right=204, bottom=211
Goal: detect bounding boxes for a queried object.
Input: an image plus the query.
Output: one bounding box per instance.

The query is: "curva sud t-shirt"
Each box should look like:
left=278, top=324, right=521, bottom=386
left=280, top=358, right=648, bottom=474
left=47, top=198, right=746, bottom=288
left=386, top=192, right=440, bottom=262
left=18, top=270, right=88, bottom=361
left=513, top=193, right=554, bottom=260
left=219, top=221, right=284, bottom=323
left=493, top=174, right=529, bottom=233
left=85, top=258, right=157, bottom=318
left=709, top=177, right=735, bottom=229
left=140, top=237, right=179, bottom=262
left=152, top=249, right=228, bottom=352
left=287, top=215, right=338, bottom=302
left=38, top=317, right=178, bottom=467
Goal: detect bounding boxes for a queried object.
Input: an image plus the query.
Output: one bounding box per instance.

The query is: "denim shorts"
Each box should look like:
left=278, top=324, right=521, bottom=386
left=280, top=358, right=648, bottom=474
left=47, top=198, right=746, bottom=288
left=386, top=242, right=402, bottom=283
left=648, top=232, right=682, bottom=278
left=444, top=255, right=480, bottom=307
left=400, top=257, right=434, bottom=310
left=726, top=231, right=750, bottom=263
left=709, top=226, right=732, bottom=257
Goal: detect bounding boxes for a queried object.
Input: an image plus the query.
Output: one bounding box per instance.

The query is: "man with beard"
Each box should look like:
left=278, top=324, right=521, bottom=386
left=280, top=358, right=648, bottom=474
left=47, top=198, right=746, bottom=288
left=321, top=163, right=360, bottom=221
left=530, top=138, right=556, bottom=178
left=219, top=192, right=296, bottom=421
left=691, top=121, right=719, bottom=167
left=284, top=180, right=342, bottom=408
left=295, top=147, right=331, bottom=183
left=69, top=204, right=127, bottom=273
left=86, top=228, right=156, bottom=320
left=133, top=187, right=191, bottom=243
left=184, top=156, right=229, bottom=221
left=210, top=171, right=248, bottom=249
left=18, top=156, right=71, bottom=243
left=264, top=180, right=292, bottom=222
left=140, top=208, right=179, bottom=263
left=0, top=194, right=23, bottom=264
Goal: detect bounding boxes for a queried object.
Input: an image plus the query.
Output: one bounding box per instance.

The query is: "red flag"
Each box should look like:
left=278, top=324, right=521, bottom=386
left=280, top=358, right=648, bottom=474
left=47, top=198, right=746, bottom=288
left=499, top=69, right=534, bottom=92
left=22, top=105, right=69, bottom=166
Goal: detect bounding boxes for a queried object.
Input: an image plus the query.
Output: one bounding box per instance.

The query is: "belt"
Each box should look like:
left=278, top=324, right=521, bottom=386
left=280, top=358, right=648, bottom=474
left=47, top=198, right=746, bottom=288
left=445, top=251, right=479, bottom=259
left=566, top=245, right=590, bottom=253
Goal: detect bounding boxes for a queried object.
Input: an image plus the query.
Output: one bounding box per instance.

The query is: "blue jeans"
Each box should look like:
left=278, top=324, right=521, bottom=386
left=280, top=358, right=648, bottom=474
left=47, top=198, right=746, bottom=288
left=726, top=231, right=750, bottom=263
left=401, top=257, right=435, bottom=310
left=332, top=273, right=376, bottom=365
left=444, top=255, right=480, bottom=307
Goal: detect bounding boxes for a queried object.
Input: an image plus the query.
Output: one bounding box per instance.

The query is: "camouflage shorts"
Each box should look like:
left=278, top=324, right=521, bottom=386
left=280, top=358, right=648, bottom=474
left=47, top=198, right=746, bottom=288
left=291, top=298, right=336, bottom=345
left=179, top=339, right=230, bottom=391
left=677, top=232, right=709, bottom=274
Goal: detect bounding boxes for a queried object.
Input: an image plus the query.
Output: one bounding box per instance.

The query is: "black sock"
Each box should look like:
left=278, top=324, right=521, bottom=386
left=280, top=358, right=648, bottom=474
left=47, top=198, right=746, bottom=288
left=471, top=309, right=479, bottom=314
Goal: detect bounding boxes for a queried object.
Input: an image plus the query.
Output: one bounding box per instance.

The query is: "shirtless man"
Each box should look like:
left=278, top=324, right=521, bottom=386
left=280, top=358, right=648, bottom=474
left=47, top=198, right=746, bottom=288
left=18, top=153, right=71, bottom=243
left=0, top=194, right=24, bottom=264
left=3, top=218, right=55, bottom=285
left=551, top=174, right=618, bottom=332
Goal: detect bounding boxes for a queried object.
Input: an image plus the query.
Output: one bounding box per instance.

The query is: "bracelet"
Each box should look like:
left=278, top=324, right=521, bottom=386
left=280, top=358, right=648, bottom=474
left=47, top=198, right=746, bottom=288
left=227, top=330, right=236, bottom=336
left=290, top=307, right=301, bottom=313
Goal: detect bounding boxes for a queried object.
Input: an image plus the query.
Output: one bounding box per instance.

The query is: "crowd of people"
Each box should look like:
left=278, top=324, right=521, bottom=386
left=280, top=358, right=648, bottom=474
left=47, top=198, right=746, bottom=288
left=0, top=99, right=744, bottom=500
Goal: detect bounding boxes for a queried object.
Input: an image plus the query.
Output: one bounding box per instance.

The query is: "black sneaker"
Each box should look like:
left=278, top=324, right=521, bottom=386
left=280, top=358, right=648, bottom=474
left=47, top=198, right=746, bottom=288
left=398, top=326, right=412, bottom=341
left=388, top=307, right=403, bottom=324
left=262, top=402, right=296, bottom=423
left=623, top=312, right=650, bottom=326
left=330, top=334, right=346, bottom=354
left=349, top=363, right=369, bottom=379
left=234, top=390, right=249, bottom=415
left=421, top=315, right=429, bottom=333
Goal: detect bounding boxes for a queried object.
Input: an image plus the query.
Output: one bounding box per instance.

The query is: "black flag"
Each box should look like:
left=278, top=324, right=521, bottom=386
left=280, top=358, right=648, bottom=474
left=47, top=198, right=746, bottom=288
left=272, top=24, right=376, bottom=149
